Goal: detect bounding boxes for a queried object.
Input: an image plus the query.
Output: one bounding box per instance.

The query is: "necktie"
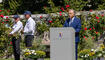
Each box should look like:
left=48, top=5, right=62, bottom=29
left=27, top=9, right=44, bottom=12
left=69, top=19, right=72, bottom=27
left=69, top=17, right=75, bottom=27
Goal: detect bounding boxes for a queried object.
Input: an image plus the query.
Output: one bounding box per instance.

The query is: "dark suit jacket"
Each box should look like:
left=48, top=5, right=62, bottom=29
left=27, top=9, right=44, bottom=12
left=64, top=16, right=81, bottom=42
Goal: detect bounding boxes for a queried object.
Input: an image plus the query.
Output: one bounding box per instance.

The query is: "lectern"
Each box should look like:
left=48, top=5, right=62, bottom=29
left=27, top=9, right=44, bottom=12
left=50, top=27, right=75, bottom=60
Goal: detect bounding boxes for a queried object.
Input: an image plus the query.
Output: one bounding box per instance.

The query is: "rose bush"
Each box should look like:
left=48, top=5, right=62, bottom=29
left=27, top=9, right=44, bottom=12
left=37, top=0, right=105, bottom=55
left=0, top=9, right=13, bottom=58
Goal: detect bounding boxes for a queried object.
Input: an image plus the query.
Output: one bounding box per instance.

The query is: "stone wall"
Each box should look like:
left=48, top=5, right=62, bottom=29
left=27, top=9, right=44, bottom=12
left=5, top=10, right=105, bottom=45
left=7, top=10, right=105, bottom=21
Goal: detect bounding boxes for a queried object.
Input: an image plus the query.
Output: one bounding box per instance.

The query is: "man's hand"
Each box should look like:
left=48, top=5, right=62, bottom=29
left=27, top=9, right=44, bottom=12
left=8, top=34, right=13, bottom=37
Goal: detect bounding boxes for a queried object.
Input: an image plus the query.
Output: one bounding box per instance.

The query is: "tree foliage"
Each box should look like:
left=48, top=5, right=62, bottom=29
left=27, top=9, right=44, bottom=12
left=2, top=0, right=105, bottom=14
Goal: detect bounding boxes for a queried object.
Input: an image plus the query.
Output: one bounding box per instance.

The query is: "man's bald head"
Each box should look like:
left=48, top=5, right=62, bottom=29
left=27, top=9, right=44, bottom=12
left=68, top=9, right=75, bottom=18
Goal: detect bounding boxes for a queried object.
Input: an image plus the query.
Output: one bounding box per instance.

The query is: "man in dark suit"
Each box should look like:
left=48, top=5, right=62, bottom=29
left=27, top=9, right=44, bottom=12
left=64, top=9, right=81, bottom=60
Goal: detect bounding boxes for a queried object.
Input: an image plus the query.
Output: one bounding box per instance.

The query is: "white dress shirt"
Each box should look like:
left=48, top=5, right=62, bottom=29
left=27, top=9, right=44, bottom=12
left=24, top=17, right=36, bottom=35
left=69, top=17, right=75, bottom=26
left=10, top=21, right=23, bottom=35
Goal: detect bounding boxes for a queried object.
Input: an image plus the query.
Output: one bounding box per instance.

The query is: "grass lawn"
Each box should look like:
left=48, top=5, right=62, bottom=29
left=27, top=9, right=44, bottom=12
left=0, top=58, right=23, bottom=60
left=44, top=58, right=82, bottom=60
left=0, top=58, right=16, bottom=60
left=0, top=58, right=49, bottom=60
left=0, top=58, right=82, bottom=60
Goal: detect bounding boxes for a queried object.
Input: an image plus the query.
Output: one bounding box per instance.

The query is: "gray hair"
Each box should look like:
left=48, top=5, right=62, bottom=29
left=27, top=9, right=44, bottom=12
left=68, top=9, right=76, bottom=15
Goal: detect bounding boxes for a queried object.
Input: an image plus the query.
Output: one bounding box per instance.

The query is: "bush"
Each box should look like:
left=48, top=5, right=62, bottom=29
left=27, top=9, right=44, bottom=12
left=0, top=9, right=13, bottom=58
left=37, top=0, right=105, bottom=52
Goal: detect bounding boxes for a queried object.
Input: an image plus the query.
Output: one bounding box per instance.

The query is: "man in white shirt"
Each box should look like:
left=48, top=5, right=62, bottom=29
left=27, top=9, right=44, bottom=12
left=22, top=11, right=36, bottom=48
left=8, top=15, right=23, bottom=60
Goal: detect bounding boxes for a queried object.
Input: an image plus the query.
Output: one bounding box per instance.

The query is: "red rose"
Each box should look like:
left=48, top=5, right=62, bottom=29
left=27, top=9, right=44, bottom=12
left=83, top=36, right=86, bottom=38
left=96, top=16, right=99, bottom=19
left=66, top=5, right=70, bottom=8
left=59, top=11, right=62, bottom=13
left=6, top=16, right=8, bottom=18
left=40, top=16, right=43, bottom=19
left=49, top=21, right=52, bottom=23
left=101, top=14, right=104, bottom=17
left=89, top=9, right=93, bottom=12
left=61, top=7, right=64, bottom=11
left=60, top=14, right=62, bottom=16
left=97, top=20, right=100, bottom=23
left=85, top=38, right=87, bottom=40
left=92, top=37, right=95, bottom=39
left=10, top=42, right=12, bottom=45
left=89, top=28, right=92, bottom=31
left=0, top=10, right=2, bottom=12
left=84, top=27, right=87, bottom=30
left=0, top=15, right=4, bottom=18
left=95, top=32, right=98, bottom=34
left=2, top=22, right=4, bottom=24
left=93, top=27, right=95, bottom=29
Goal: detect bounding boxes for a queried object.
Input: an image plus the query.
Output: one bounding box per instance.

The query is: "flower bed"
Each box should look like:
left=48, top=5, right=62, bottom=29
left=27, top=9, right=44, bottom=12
left=22, top=48, right=46, bottom=60
left=79, top=44, right=105, bottom=60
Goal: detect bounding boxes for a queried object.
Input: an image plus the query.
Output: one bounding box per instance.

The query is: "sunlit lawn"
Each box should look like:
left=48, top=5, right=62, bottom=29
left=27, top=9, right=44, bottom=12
left=0, top=58, right=23, bottom=60
left=0, top=58, right=82, bottom=60
left=0, top=58, right=49, bottom=60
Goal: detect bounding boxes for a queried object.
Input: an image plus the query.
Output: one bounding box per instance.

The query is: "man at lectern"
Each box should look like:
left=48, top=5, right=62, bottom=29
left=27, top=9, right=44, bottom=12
left=64, top=9, right=81, bottom=60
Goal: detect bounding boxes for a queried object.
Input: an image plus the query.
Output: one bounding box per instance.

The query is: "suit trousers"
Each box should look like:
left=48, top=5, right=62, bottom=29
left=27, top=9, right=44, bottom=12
left=12, top=36, right=21, bottom=60
left=25, top=35, right=34, bottom=47
left=75, top=42, right=78, bottom=60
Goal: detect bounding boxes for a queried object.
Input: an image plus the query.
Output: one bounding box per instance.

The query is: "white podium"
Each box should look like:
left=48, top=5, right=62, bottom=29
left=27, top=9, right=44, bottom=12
left=50, top=27, right=75, bottom=60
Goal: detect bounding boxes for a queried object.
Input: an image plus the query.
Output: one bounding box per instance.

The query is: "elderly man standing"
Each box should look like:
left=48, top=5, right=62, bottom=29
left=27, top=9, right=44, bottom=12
left=64, top=9, right=81, bottom=60
left=9, top=15, right=23, bottom=60
left=22, top=11, right=36, bottom=48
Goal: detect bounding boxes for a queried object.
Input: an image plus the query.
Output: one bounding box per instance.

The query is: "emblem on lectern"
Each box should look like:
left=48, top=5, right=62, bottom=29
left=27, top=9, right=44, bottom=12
left=59, top=32, right=63, bottom=38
